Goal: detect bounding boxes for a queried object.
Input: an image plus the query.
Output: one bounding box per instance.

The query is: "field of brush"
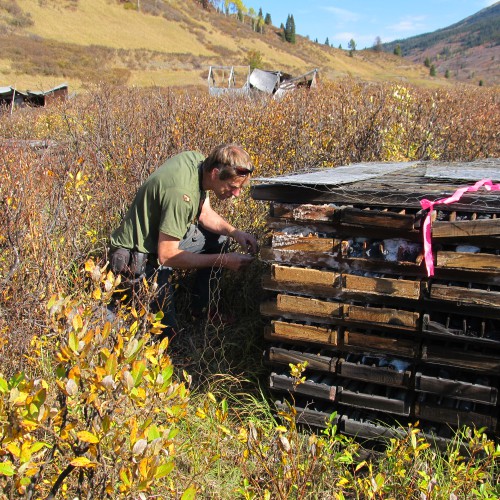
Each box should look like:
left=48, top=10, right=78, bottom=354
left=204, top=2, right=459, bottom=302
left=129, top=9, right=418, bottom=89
left=0, top=81, right=499, bottom=498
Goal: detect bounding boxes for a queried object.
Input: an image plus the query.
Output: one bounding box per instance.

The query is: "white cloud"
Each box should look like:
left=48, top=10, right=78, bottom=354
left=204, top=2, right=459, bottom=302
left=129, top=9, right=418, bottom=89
left=333, top=31, right=375, bottom=47
left=388, top=16, right=427, bottom=34
left=334, top=31, right=356, bottom=41
left=321, top=6, right=360, bottom=23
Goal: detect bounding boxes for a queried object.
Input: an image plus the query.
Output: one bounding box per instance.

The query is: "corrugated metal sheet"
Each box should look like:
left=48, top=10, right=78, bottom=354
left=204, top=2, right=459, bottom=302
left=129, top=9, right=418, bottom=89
left=255, top=162, right=418, bottom=186
left=248, top=69, right=281, bottom=94
left=425, top=163, right=500, bottom=183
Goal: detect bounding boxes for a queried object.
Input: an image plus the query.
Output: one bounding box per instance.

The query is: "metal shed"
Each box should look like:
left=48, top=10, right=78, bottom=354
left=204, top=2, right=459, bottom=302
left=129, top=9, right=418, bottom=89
left=0, top=83, right=68, bottom=109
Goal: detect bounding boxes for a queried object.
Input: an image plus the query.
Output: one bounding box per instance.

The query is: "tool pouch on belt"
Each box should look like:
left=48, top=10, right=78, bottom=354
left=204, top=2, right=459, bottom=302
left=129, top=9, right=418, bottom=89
left=110, top=247, right=131, bottom=275
left=110, top=247, right=148, bottom=278
left=130, top=252, right=148, bottom=277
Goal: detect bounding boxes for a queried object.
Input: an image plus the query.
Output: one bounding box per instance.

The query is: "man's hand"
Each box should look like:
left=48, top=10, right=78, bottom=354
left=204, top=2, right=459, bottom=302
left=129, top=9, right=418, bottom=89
left=230, top=229, right=258, bottom=255
left=223, top=252, right=254, bottom=271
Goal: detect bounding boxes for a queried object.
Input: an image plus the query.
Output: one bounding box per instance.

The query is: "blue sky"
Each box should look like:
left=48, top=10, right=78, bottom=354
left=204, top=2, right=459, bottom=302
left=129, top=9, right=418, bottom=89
left=251, top=0, right=498, bottom=49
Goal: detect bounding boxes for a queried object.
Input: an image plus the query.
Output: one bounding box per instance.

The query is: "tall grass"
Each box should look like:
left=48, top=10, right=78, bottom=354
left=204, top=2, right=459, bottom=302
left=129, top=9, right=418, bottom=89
left=0, top=81, right=499, bottom=498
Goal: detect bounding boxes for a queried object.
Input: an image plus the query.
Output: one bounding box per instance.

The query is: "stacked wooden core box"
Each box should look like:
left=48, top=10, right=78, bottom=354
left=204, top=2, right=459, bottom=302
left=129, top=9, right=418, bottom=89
left=251, top=159, right=500, bottom=443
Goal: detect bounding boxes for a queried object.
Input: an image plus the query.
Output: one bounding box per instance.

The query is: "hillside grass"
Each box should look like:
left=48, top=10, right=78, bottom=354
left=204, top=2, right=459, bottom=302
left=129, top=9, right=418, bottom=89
left=0, top=0, right=463, bottom=91
left=20, top=0, right=214, bottom=54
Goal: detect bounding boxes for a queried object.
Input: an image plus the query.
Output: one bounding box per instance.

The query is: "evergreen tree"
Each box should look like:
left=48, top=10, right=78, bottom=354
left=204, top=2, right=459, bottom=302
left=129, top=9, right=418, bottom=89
left=284, top=14, right=296, bottom=43
left=393, top=44, right=402, bottom=56
left=373, top=36, right=382, bottom=52
left=338, top=43, right=342, bottom=49
left=258, top=7, right=263, bottom=18
left=445, top=69, right=450, bottom=78
left=290, top=14, right=295, bottom=43
left=289, top=14, right=296, bottom=43
left=325, top=37, right=329, bottom=46
left=279, top=22, right=286, bottom=41
left=430, top=64, right=436, bottom=76
left=284, top=15, right=292, bottom=42
left=264, top=13, right=271, bottom=25
left=424, top=57, right=431, bottom=68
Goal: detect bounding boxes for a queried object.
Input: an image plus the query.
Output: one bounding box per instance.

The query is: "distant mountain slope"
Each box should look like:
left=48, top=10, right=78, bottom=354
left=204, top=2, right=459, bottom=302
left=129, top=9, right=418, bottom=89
left=0, top=0, right=496, bottom=90
left=382, top=2, right=500, bottom=86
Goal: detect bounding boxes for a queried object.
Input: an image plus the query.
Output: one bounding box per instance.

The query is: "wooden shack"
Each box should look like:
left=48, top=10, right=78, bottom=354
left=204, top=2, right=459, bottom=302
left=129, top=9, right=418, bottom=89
left=251, top=159, right=500, bottom=443
left=0, top=83, right=68, bottom=109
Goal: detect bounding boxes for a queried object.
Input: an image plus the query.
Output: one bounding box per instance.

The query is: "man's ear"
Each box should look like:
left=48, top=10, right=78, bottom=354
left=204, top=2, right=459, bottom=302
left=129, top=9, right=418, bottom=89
left=211, top=168, right=220, bottom=180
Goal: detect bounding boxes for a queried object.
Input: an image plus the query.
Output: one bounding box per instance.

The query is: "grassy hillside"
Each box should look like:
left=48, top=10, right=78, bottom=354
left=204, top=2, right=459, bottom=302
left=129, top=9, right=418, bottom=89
left=382, top=2, right=500, bottom=86
left=0, top=0, right=453, bottom=92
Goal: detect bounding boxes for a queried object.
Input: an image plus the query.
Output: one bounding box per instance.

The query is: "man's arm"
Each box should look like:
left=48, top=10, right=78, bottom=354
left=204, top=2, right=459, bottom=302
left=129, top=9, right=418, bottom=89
left=157, top=233, right=253, bottom=271
left=198, top=197, right=258, bottom=254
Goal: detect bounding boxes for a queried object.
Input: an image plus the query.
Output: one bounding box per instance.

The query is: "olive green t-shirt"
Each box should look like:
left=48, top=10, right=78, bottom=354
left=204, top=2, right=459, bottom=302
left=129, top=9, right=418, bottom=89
left=110, top=151, right=205, bottom=254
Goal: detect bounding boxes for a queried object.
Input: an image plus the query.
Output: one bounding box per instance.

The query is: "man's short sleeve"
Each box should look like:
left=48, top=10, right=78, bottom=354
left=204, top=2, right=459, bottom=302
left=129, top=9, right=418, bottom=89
left=158, top=187, right=195, bottom=240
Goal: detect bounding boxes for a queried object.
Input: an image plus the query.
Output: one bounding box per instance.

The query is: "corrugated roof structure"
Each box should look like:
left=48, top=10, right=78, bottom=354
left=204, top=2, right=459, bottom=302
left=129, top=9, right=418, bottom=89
left=0, top=83, right=68, bottom=108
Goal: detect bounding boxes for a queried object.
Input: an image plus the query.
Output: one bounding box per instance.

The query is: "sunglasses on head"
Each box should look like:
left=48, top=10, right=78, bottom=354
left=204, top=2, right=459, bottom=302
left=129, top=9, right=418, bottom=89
left=234, top=166, right=254, bottom=176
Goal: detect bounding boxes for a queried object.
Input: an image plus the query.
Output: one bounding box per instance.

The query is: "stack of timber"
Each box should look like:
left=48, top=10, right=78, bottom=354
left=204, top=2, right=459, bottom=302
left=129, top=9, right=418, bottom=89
left=251, top=159, right=500, bottom=443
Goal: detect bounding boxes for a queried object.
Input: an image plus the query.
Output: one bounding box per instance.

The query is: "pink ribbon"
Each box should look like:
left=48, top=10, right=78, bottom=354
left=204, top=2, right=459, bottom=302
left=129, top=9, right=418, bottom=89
left=419, top=179, right=500, bottom=277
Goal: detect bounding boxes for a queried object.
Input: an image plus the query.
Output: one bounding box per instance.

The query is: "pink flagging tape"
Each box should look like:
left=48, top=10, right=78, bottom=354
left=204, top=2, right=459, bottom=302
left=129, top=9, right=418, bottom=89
left=419, top=179, right=500, bottom=277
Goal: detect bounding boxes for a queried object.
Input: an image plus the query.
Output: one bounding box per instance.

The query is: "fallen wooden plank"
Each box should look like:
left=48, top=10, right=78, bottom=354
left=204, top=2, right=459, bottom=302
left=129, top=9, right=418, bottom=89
left=268, top=346, right=337, bottom=372
left=345, top=305, right=419, bottom=329
left=272, top=264, right=340, bottom=287
left=436, top=251, right=500, bottom=272
left=269, top=320, right=338, bottom=345
left=432, top=218, right=500, bottom=238
left=430, top=284, right=500, bottom=309
left=344, top=331, right=416, bottom=357
left=344, top=274, right=421, bottom=300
